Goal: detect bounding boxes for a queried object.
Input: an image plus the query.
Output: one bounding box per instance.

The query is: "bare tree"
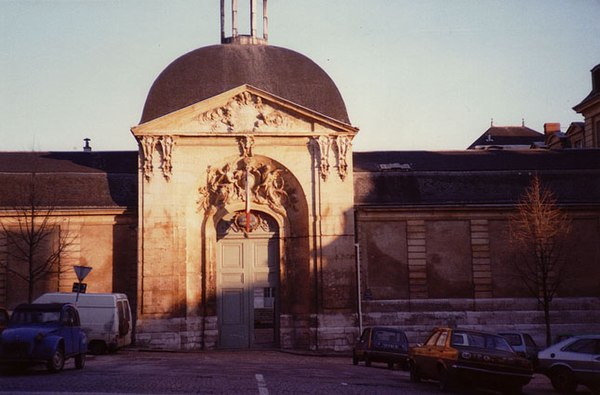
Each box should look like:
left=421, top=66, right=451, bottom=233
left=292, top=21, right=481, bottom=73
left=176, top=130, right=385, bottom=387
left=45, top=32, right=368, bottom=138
left=509, top=175, right=572, bottom=347
left=0, top=173, right=73, bottom=303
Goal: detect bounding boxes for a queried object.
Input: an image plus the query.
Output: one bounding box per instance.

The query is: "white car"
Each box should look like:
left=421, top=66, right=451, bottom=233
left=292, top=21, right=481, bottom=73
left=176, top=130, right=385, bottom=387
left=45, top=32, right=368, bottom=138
left=537, top=334, right=600, bottom=394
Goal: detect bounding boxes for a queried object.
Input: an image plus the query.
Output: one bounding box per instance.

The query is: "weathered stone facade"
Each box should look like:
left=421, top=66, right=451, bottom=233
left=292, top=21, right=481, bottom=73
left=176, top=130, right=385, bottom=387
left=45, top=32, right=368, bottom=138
left=130, top=85, right=358, bottom=350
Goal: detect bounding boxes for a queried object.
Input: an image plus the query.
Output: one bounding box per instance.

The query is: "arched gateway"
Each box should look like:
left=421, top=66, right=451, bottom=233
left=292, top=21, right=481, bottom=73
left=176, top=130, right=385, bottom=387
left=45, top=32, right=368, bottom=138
left=130, top=1, right=358, bottom=351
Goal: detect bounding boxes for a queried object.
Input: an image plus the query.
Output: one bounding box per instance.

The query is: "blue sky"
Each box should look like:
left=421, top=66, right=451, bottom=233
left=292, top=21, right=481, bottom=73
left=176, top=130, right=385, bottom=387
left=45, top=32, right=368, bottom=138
left=1, top=0, right=599, bottom=152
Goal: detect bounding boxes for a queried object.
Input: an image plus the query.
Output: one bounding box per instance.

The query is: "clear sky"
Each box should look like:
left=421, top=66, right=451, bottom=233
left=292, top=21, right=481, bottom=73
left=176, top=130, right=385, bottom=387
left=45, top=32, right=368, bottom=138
left=1, top=0, right=599, bottom=152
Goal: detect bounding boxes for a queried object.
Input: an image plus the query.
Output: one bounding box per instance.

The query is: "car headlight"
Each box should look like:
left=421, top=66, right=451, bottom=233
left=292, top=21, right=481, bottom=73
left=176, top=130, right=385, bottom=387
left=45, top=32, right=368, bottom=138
left=461, top=351, right=472, bottom=360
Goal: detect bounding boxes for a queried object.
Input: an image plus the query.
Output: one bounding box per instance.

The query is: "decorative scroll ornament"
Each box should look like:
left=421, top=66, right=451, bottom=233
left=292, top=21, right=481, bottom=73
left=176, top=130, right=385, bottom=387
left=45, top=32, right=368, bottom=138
left=198, top=92, right=290, bottom=133
left=140, top=136, right=156, bottom=181
left=238, top=135, right=254, bottom=158
left=313, top=135, right=331, bottom=181
left=198, top=159, right=288, bottom=216
left=335, top=135, right=351, bottom=181
left=139, top=135, right=175, bottom=181
left=158, top=136, right=175, bottom=180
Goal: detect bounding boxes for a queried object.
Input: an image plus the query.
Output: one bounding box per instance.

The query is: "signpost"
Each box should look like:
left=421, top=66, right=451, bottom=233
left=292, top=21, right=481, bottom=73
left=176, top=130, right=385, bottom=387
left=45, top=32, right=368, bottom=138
left=73, top=265, right=92, bottom=302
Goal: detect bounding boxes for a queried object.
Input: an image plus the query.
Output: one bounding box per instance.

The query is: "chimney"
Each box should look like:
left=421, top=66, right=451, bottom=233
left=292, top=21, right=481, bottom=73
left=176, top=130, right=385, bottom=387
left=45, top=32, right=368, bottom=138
left=83, top=138, right=92, bottom=152
left=543, top=123, right=561, bottom=135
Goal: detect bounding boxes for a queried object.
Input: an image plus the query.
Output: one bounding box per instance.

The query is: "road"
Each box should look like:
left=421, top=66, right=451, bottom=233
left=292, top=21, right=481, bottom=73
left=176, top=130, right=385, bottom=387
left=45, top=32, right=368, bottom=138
left=0, top=349, right=594, bottom=394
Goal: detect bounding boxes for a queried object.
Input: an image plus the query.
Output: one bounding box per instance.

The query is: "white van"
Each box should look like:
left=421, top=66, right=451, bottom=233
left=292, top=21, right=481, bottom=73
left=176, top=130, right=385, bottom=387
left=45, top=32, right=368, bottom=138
left=34, top=292, right=132, bottom=354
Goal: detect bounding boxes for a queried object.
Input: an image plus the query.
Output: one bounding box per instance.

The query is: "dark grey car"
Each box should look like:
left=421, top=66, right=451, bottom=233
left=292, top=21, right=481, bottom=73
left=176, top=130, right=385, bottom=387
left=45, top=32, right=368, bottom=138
left=352, top=327, right=409, bottom=369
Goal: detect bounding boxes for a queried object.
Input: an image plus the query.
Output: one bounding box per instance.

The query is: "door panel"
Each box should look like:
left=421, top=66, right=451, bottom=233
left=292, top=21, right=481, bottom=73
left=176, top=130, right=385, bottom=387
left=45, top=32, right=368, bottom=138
left=219, top=241, right=249, bottom=348
left=217, top=213, right=279, bottom=349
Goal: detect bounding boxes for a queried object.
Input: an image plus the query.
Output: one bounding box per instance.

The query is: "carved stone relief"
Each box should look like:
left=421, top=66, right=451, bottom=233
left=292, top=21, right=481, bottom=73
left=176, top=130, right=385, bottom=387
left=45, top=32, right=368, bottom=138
left=334, top=135, right=351, bottom=181
left=216, top=211, right=277, bottom=238
left=314, top=135, right=331, bottom=181
left=237, top=135, right=254, bottom=158
left=197, top=92, right=293, bottom=133
left=198, top=158, right=289, bottom=217
left=311, top=135, right=351, bottom=182
left=138, top=135, right=175, bottom=181
left=140, top=136, right=156, bottom=181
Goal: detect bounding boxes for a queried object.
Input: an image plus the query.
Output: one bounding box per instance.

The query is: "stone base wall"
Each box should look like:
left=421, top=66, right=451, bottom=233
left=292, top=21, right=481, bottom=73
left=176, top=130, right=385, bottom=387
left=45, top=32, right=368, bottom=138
left=362, top=297, right=600, bottom=347
left=135, top=313, right=360, bottom=351
left=135, top=316, right=218, bottom=350
left=133, top=298, right=599, bottom=351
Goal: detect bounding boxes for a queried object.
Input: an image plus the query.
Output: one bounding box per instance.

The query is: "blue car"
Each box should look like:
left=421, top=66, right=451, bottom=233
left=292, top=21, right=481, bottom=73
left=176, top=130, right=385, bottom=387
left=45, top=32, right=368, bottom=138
left=0, top=303, right=87, bottom=372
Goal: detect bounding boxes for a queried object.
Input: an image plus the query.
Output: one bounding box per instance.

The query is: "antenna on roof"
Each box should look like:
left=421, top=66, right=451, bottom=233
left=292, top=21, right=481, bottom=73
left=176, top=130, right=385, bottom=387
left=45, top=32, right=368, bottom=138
left=490, top=118, right=494, bottom=127
left=221, top=0, right=268, bottom=45
left=83, top=138, right=92, bottom=152
left=522, top=118, right=525, bottom=127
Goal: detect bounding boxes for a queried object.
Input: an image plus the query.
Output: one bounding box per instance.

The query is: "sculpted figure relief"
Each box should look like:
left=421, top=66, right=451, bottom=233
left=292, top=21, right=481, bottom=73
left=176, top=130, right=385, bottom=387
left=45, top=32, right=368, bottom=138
left=198, top=92, right=290, bottom=134
left=253, top=164, right=287, bottom=211
left=198, top=160, right=288, bottom=215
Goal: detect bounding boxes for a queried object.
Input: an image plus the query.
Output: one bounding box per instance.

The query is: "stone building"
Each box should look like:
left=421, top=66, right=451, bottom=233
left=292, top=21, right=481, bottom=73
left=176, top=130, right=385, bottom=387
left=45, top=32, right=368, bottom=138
left=1, top=2, right=599, bottom=350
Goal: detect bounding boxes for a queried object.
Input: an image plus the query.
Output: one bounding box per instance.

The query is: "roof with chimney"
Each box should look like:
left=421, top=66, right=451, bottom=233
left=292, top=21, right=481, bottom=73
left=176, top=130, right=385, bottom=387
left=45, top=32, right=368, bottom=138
left=1, top=149, right=599, bottom=210
left=467, top=124, right=545, bottom=150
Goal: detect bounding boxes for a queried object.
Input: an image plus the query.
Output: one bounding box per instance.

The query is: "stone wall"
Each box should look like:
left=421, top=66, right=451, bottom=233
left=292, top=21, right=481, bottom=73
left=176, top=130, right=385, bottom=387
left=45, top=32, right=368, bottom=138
left=361, top=297, right=600, bottom=347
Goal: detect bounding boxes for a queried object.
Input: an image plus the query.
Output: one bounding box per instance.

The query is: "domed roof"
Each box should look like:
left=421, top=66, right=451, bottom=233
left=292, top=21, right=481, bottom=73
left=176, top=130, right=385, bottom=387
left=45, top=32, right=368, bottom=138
left=140, top=44, right=350, bottom=124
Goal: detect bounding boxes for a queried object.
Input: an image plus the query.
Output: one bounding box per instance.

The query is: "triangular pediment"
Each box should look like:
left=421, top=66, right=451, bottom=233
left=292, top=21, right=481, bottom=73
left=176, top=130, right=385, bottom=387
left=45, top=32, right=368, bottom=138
left=132, top=84, right=358, bottom=137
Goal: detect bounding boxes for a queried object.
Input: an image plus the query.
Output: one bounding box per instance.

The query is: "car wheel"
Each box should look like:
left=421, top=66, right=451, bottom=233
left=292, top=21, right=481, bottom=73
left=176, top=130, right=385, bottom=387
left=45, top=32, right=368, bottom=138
left=501, top=385, right=523, bottom=395
left=550, top=366, right=577, bottom=394
left=364, top=355, right=371, bottom=367
left=438, top=367, right=454, bottom=392
left=47, top=346, right=65, bottom=373
left=89, top=340, right=107, bottom=355
left=409, top=362, right=421, bottom=383
left=75, top=352, right=86, bottom=369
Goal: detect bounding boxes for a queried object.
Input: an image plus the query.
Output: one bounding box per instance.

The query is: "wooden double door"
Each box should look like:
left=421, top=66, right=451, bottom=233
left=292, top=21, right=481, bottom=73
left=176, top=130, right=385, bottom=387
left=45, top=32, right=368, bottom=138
left=217, top=213, right=279, bottom=348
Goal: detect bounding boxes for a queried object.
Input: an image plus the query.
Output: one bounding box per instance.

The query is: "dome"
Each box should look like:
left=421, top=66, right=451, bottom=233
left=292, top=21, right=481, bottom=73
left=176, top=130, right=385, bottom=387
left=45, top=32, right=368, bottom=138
left=140, top=44, right=350, bottom=124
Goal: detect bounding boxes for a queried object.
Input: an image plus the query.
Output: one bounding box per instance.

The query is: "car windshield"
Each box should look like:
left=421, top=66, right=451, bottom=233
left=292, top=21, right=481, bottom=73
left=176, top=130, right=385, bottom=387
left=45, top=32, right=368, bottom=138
left=452, top=331, right=513, bottom=352
left=10, top=310, right=61, bottom=325
left=373, top=330, right=407, bottom=346
left=500, top=334, right=522, bottom=346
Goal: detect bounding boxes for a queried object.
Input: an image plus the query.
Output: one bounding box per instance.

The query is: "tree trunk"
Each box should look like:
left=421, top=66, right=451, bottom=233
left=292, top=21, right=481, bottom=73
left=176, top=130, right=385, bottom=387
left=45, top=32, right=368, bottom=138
left=543, top=300, right=552, bottom=347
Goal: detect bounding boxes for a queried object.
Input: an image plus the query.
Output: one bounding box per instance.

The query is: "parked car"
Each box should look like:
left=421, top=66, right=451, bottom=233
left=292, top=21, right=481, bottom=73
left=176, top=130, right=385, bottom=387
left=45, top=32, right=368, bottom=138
left=499, top=332, right=540, bottom=365
left=34, top=292, right=132, bottom=354
left=408, top=327, right=533, bottom=394
left=352, top=327, right=409, bottom=369
left=0, top=308, right=8, bottom=333
left=537, top=334, right=600, bottom=394
left=0, top=303, right=87, bottom=372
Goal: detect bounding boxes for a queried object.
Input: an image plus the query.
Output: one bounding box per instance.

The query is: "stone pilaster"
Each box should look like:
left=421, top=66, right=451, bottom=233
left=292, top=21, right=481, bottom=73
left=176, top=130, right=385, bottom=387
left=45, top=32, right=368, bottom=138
left=58, top=225, right=81, bottom=292
left=0, top=232, right=7, bottom=306
left=471, top=219, right=492, bottom=298
left=407, top=220, right=427, bottom=298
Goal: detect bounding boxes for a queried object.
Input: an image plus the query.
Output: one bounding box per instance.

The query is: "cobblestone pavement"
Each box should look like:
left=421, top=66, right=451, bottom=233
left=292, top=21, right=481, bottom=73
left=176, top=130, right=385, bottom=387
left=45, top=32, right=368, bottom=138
left=0, top=349, right=594, bottom=394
